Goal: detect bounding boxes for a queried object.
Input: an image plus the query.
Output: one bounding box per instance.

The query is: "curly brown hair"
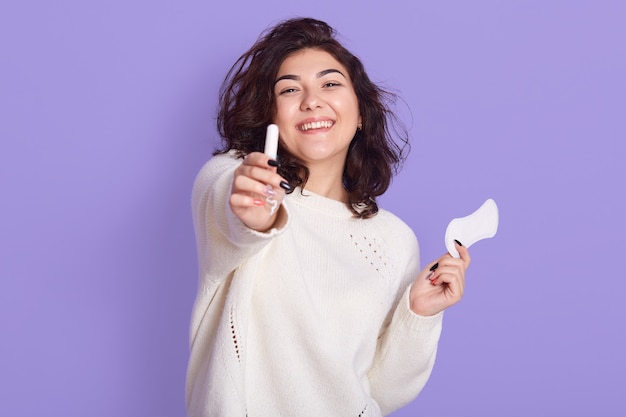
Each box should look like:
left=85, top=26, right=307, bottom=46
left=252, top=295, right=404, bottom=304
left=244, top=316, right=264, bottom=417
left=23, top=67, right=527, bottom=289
left=215, top=17, right=409, bottom=218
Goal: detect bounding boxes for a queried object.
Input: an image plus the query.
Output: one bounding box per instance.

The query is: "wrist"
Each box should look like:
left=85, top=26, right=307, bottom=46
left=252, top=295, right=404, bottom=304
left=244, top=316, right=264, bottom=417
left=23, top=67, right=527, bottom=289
left=408, top=286, right=439, bottom=317
left=256, top=204, right=287, bottom=232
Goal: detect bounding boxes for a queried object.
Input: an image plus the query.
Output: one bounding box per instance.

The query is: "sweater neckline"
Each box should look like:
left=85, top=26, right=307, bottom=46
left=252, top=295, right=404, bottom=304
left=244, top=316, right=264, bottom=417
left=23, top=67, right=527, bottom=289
left=287, top=187, right=355, bottom=219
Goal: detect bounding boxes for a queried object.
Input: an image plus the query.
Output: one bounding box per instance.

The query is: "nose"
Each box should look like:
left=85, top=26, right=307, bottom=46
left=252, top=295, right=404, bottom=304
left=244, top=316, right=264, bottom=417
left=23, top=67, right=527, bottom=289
left=300, top=89, right=324, bottom=111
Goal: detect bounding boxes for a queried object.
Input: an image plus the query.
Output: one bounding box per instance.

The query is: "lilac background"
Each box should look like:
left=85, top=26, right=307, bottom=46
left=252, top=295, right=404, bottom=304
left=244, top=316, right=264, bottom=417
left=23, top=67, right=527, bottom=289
left=1, top=1, right=624, bottom=416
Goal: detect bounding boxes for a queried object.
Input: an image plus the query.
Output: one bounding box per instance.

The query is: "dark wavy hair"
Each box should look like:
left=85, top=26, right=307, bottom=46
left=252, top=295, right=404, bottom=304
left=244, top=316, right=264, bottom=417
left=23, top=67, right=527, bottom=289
left=215, top=17, right=409, bottom=218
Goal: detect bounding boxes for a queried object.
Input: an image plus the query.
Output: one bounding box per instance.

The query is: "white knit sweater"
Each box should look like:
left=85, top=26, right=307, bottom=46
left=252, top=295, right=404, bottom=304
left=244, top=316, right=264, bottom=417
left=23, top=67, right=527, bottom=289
left=186, top=152, right=443, bottom=417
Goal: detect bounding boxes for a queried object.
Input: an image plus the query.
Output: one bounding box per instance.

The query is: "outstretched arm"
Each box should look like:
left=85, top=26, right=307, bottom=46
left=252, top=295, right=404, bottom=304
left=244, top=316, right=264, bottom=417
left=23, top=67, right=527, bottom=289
left=229, top=151, right=290, bottom=232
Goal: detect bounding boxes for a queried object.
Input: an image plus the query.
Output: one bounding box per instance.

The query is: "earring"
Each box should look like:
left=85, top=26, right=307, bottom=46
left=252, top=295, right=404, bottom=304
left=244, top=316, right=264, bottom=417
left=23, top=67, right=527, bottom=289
left=357, top=123, right=362, bottom=131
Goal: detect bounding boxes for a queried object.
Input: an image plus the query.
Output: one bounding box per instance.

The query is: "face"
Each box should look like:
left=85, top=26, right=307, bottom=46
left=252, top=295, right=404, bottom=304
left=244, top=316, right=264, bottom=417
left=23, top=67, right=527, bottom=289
left=273, top=48, right=361, bottom=169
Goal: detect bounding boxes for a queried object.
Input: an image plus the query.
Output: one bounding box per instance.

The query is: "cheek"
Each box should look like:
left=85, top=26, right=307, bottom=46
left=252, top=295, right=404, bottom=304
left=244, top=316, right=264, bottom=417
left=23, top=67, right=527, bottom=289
left=336, top=93, right=359, bottom=115
left=273, top=100, right=296, bottom=123
left=272, top=105, right=296, bottom=144
left=338, top=101, right=360, bottom=123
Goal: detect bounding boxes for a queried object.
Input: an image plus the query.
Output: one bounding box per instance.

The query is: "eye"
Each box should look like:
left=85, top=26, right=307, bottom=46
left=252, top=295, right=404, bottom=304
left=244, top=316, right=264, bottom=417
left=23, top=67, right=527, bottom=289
left=323, top=82, right=341, bottom=88
left=278, top=87, right=298, bottom=95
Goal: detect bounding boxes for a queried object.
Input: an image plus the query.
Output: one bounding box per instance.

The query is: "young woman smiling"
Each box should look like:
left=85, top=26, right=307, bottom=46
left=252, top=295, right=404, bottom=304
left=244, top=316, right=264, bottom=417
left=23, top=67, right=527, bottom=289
left=186, top=17, right=470, bottom=417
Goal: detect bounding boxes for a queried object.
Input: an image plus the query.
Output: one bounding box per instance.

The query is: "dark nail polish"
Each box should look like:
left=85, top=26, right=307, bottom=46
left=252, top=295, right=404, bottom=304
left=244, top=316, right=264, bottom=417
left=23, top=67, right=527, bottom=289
left=455, top=239, right=463, bottom=247
left=268, top=159, right=279, bottom=167
left=429, top=262, right=439, bottom=271
left=279, top=181, right=292, bottom=191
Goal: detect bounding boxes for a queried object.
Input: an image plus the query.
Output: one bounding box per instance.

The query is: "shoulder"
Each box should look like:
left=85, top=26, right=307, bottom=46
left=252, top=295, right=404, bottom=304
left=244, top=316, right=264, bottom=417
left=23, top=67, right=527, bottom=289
left=374, top=209, right=417, bottom=240
left=197, top=151, right=241, bottom=179
left=371, top=208, right=419, bottom=253
left=368, top=208, right=421, bottom=289
left=193, top=152, right=241, bottom=192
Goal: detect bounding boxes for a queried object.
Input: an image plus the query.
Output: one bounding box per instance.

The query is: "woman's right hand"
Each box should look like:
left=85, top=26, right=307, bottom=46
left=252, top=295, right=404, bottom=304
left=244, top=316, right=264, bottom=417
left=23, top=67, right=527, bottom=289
left=229, top=152, right=290, bottom=232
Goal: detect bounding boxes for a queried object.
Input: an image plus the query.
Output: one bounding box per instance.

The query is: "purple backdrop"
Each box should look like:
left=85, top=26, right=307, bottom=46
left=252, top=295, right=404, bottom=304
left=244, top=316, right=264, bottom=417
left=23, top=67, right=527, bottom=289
left=1, top=1, right=624, bottom=416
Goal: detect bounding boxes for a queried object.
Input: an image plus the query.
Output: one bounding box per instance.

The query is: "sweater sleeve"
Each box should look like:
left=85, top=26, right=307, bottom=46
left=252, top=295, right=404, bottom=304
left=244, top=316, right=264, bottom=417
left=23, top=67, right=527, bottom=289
left=368, top=288, right=443, bottom=414
left=192, top=153, right=289, bottom=281
left=189, top=153, right=289, bottom=345
left=367, top=216, right=444, bottom=415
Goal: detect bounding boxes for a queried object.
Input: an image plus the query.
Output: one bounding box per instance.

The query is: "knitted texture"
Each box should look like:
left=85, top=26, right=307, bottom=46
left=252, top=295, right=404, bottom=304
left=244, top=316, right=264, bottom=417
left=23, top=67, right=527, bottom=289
left=186, top=152, right=443, bottom=417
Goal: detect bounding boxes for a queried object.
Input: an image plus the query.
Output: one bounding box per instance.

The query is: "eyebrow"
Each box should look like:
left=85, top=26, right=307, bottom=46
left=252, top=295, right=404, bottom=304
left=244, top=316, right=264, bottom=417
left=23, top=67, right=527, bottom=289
left=274, top=69, right=346, bottom=85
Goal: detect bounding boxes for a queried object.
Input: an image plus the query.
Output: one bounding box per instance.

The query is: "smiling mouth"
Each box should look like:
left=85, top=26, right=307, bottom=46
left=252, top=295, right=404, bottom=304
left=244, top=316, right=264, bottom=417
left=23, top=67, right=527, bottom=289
left=298, top=120, right=334, bottom=131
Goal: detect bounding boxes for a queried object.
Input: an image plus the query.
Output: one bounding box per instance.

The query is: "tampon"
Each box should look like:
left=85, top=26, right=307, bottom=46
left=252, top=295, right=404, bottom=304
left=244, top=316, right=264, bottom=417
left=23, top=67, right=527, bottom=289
left=263, top=124, right=279, bottom=216
left=264, top=124, right=279, bottom=159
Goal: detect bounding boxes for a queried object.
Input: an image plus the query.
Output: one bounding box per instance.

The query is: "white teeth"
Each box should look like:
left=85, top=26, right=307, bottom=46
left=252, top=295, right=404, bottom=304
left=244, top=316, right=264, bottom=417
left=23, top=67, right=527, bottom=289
left=299, top=120, right=333, bottom=131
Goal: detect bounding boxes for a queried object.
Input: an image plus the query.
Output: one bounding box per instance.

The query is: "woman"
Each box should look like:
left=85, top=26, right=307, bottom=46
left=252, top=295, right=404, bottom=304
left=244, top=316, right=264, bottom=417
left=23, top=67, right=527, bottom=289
left=186, top=17, right=470, bottom=417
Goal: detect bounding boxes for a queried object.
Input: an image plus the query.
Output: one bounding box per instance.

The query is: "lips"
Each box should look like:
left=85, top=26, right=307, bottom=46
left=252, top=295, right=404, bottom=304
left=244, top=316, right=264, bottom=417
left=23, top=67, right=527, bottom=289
left=298, top=120, right=334, bottom=131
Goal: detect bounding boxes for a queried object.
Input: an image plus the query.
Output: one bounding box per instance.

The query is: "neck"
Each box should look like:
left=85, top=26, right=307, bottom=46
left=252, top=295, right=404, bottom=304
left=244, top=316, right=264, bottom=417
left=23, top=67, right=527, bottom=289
left=304, top=163, right=348, bottom=202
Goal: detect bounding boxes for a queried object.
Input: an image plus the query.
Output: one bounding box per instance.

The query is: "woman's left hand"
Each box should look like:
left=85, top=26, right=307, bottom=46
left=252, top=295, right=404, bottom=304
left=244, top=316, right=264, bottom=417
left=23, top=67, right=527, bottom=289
left=408, top=241, right=471, bottom=316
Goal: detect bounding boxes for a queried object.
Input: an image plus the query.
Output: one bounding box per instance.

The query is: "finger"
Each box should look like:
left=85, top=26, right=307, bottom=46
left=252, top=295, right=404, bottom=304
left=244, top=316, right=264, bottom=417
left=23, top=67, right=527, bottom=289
left=428, top=261, right=465, bottom=285
left=430, top=254, right=464, bottom=274
left=432, top=266, right=465, bottom=284
left=232, top=173, right=262, bottom=196
left=424, top=257, right=461, bottom=281
left=423, top=261, right=440, bottom=281
left=429, top=265, right=465, bottom=285
left=229, top=192, right=265, bottom=210
left=441, top=273, right=465, bottom=300
left=243, top=152, right=280, bottom=172
left=232, top=174, right=282, bottom=200
left=236, top=164, right=290, bottom=192
left=455, top=239, right=471, bottom=268
left=430, top=269, right=465, bottom=299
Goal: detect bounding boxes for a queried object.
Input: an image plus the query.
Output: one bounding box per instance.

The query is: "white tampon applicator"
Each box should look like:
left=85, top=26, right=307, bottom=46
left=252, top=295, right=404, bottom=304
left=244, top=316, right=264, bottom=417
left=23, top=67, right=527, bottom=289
left=264, top=124, right=279, bottom=159
left=263, top=124, right=280, bottom=215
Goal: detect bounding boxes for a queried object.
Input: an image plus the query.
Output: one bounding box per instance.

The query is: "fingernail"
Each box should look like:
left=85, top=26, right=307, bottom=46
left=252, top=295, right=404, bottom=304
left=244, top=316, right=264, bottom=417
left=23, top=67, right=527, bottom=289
left=455, top=239, right=463, bottom=247
left=429, top=262, right=439, bottom=272
left=268, top=159, right=279, bottom=167
left=279, top=181, right=292, bottom=191
left=430, top=278, right=438, bottom=286
left=265, top=184, right=276, bottom=196
left=253, top=199, right=265, bottom=206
